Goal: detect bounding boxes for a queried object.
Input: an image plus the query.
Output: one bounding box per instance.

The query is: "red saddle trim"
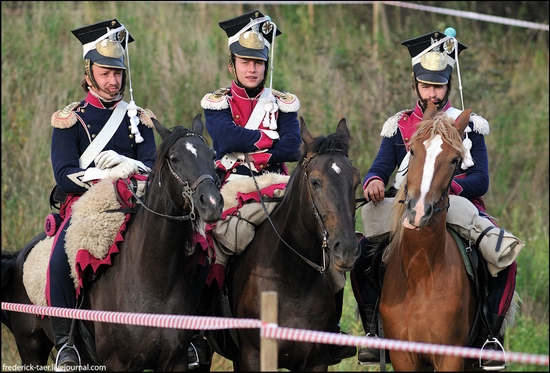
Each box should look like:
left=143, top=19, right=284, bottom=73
left=73, top=175, right=146, bottom=297
left=221, top=182, right=287, bottom=220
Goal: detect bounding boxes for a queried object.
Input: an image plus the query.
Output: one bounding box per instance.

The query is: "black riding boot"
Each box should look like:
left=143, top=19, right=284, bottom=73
left=327, top=289, right=357, bottom=364
left=188, top=335, right=212, bottom=369
left=357, top=303, right=388, bottom=365
left=51, top=317, right=80, bottom=371
left=475, top=313, right=506, bottom=371
left=188, top=282, right=215, bottom=369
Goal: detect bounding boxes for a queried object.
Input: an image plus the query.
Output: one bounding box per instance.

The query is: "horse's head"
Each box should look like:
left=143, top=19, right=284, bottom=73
left=298, top=117, right=361, bottom=271
left=401, top=102, right=471, bottom=229
left=150, top=115, right=223, bottom=224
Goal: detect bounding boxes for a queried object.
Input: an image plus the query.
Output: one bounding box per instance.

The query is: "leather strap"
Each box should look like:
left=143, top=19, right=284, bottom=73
left=244, top=89, right=271, bottom=130
left=79, top=101, right=129, bottom=168
left=475, top=226, right=494, bottom=248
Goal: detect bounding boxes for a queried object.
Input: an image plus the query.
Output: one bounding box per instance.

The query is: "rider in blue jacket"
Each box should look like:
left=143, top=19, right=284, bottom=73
left=352, top=28, right=523, bottom=370
left=47, top=19, right=157, bottom=371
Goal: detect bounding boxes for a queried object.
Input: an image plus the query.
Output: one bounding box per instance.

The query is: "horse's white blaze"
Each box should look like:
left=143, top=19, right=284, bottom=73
left=186, top=142, right=198, bottom=156
left=331, top=162, right=341, bottom=174
left=413, top=135, right=443, bottom=225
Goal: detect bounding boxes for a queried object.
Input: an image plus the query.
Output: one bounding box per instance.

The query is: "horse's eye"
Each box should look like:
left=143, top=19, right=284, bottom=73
left=170, top=156, right=179, bottom=164
left=410, top=149, right=415, bottom=157
left=310, top=178, right=321, bottom=189
left=451, top=156, right=460, bottom=166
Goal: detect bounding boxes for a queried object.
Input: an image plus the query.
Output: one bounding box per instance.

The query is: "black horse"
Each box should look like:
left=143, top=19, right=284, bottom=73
left=208, top=118, right=361, bottom=371
left=1, top=115, right=224, bottom=371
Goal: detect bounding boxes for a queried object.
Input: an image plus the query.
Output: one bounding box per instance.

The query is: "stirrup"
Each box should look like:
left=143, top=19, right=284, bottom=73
left=479, top=338, right=506, bottom=371
left=358, top=333, right=381, bottom=366
left=55, top=343, right=81, bottom=372
left=188, top=342, right=200, bottom=369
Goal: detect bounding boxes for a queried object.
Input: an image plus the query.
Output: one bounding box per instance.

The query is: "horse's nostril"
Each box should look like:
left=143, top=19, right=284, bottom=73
left=426, top=204, right=433, bottom=216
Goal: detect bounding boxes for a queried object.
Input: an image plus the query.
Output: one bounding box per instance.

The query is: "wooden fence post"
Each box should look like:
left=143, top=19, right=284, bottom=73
left=261, top=291, right=278, bottom=371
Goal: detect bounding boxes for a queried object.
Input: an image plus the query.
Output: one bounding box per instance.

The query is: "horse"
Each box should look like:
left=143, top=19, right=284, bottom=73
left=210, top=117, right=361, bottom=371
left=1, top=114, right=224, bottom=371
left=378, top=102, right=477, bottom=371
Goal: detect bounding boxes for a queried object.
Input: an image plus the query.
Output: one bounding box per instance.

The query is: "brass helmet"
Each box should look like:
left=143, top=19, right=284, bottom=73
left=72, top=19, right=134, bottom=94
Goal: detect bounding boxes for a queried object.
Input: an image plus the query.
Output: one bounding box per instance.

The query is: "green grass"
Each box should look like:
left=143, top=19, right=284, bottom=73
left=2, top=2, right=548, bottom=371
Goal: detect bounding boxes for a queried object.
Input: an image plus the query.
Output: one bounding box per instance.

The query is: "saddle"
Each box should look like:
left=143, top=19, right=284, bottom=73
left=22, top=177, right=144, bottom=306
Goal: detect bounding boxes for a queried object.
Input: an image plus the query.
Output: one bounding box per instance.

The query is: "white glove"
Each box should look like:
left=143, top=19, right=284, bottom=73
left=261, top=129, right=280, bottom=140
left=95, top=150, right=124, bottom=169
left=108, top=161, right=139, bottom=179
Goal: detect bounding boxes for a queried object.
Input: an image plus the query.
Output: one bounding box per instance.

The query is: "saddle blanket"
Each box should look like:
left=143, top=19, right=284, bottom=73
left=23, top=176, right=141, bottom=306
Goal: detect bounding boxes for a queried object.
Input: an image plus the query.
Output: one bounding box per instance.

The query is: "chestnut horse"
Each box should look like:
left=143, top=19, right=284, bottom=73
left=214, top=118, right=361, bottom=371
left=1, top=115, right=224, bottom=371
left=379, top=102, right=477, bottom=371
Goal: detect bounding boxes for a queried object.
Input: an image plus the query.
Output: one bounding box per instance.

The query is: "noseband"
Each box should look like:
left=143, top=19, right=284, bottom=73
left=399, top=163, right=459, bottom=215
left=257, top=150, right=355, bottom=274
left=163, top=159, right=218, bottom=220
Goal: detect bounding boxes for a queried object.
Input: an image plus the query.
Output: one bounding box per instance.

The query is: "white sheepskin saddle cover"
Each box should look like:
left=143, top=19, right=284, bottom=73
left=23, top=178, right=126, bottom=306
left=210, top=173, right=289, bottom=264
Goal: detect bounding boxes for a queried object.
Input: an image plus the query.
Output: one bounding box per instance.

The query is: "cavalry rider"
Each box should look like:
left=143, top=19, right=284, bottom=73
left=351, top=28, right=524, bottom=369
left=47, top=19, right=157, bottom=371
left=190, top=9, right=355, bottom=367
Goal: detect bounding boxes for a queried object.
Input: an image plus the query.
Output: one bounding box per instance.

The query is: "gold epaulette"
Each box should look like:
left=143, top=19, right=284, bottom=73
left=201, top=87, right=230, bottom=110
left=138, top=107, right=156, bottom=128
left=51, top=102, right=80, bottom=129
left=272, top=89, right=300, bottom=113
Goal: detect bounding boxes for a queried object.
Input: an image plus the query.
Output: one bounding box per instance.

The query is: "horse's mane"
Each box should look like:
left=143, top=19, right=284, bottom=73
left=153, top=126, right=196, bottom=174
left=147, top=125, right=202, bottom=234
left=308, top=130, right=351, bottom=158
left=383, top=112, right=465, bottom=262
left=287, top=128, right=352, bottom=196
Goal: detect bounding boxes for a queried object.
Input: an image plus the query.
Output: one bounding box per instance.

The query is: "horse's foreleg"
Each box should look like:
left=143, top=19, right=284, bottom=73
left=10, top=313, right=53, bottom=367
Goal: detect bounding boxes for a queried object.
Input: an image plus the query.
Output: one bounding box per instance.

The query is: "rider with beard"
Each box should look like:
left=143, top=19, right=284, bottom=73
left=351, top=28, right=523, bottom=370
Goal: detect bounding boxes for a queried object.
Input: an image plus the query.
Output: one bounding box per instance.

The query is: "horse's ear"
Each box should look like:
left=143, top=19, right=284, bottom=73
left=336, top=118, right=350, bottom=138
left=192, top=114, right=205, bottom=136
left=454, top=109, right=472, bottom=136
left=423, top=101, right=438, bottom=120
left=151, top=117, right=172, bottom=140
left=300, top=117, right=314, bottom=147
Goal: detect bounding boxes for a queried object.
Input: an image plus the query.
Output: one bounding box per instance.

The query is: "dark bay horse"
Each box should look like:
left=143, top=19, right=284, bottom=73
left=219, top=118, right=361, bottom=371
left=1, top=115, right=224, bottom=371
left=379, top=102, right=476, bottom=371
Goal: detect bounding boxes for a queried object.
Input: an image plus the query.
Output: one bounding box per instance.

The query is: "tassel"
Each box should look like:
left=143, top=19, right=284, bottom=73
left=270, top=114, right=277, bottom=130
left=127, top=100, right=144, bottom=143
left=461, top=134, right=474, bottom=169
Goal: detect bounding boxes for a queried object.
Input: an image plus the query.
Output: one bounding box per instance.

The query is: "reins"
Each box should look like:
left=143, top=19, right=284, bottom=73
left=123, top=134, right=218, bottom=221
left=245, top=152, right=329, bottom=274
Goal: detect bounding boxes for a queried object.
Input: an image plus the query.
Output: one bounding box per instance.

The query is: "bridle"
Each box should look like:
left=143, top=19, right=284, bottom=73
left=399, top=157, right=461, bottom=216
left=125, top=134, right=220, bottom=221
left=250, top=150, right=356, bottom=274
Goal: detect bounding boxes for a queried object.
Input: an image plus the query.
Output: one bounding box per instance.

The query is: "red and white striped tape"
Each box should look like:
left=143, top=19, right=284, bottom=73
left=197, top=1, right=549, bottom=31
left=3, top=302, right=548, bottom=366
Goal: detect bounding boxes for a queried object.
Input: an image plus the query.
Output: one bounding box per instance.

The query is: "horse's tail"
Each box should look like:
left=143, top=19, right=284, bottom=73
left=1, top=250, right=21, bottom=329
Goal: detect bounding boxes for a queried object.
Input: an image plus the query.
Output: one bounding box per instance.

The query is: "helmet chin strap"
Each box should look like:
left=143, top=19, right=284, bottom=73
left=413, top=77, right=451, bottom=111
left=88, top=87, right=123, bottom=102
